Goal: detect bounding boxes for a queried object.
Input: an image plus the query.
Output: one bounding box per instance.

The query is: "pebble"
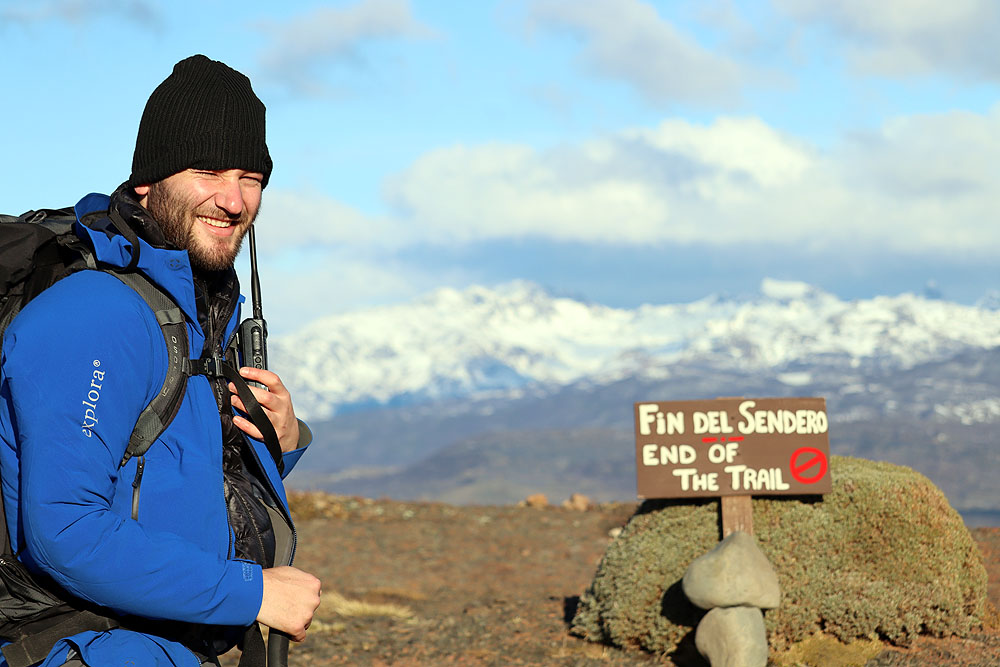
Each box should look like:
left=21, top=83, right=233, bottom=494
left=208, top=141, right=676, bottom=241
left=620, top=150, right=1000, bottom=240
left=695, top=606, right=769, bottom=667
left=682, top=531, right=781, bottom=610
left=562, top=493, right=592, bottom=511
left=521, top=493, right=549, bottom=508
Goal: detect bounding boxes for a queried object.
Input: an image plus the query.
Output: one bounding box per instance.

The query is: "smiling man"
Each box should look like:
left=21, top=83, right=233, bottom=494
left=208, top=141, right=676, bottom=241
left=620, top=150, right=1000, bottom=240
left=0, top=55, right=320, bottom=667
left=139, top=168, right=262, bottom=272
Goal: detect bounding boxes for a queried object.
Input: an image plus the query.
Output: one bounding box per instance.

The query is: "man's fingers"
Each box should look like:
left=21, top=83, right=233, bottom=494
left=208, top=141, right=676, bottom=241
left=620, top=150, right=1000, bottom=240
left=229, top=385, right=282, bottom=418
left=238, top=366, right=288, bottom=394
left=228, top=372, right=301, bottom=452
left=258, top=567, right=322, bottom=641
left=229, top=381, right=271, bottom=405
left=232, top=415, right=263, bottom=440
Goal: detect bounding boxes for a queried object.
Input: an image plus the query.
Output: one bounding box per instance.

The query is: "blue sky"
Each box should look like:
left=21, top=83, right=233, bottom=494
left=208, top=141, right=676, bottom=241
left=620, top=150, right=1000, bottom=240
left=2, top=0, right=998, bottom=333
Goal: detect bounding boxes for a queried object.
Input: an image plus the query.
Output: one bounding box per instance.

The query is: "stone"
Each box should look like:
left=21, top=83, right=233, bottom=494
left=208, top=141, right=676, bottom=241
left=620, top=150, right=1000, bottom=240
left=695, top=606, right=769, bottom=667
left=682, top=531, right=780, bottom=610
left=562, top=493, right=591, bottom=511
left=521, top=493, right=548, bottom=508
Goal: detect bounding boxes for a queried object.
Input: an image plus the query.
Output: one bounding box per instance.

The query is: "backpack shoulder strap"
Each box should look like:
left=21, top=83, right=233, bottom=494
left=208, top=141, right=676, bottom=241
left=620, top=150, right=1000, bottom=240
left=104, top=271, right=190, bottom=467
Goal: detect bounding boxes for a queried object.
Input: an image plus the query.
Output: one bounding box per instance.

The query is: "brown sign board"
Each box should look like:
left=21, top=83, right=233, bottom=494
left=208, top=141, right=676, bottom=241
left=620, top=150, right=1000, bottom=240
left=635, top=397, right=831, bottom=500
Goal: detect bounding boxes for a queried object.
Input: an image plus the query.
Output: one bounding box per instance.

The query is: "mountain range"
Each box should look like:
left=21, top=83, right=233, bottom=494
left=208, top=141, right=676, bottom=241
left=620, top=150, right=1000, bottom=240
left=270, top=279, right=1000, bottom=515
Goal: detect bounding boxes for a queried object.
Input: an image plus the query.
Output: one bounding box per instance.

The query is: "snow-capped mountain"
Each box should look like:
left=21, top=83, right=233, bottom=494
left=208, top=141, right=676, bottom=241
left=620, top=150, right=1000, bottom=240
left=271, top=278, right=1000, bottom=421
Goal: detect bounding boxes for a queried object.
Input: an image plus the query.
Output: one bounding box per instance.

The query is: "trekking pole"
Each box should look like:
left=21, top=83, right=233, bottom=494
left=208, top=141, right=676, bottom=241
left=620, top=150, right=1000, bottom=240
left=237, top=227, right=291, bottom=667
left=266, top=630, right=289, bottom=667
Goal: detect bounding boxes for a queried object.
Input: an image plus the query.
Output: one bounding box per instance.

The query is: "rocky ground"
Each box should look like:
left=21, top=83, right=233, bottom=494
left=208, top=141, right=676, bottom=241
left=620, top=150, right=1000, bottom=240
left=225, top=493, right=1000, bottom=666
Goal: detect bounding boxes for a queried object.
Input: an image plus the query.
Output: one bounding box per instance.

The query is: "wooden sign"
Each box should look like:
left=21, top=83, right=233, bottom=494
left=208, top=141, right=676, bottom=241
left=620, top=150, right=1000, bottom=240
left=635, top=397, right=831, bottom=500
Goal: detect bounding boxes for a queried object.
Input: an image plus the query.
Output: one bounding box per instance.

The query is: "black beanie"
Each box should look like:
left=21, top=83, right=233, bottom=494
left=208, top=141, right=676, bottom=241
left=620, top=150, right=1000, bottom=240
left=128, top=54, right=272, bottom=189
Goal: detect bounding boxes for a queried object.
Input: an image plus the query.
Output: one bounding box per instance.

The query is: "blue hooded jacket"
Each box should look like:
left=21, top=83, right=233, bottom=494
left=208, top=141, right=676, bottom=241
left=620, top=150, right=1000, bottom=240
left=0, top=193, right=307, bottom=666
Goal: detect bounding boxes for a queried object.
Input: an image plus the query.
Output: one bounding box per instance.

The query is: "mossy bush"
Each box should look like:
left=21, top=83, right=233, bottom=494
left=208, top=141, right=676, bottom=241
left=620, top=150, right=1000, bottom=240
left=570, top=456, right=987, bottom=655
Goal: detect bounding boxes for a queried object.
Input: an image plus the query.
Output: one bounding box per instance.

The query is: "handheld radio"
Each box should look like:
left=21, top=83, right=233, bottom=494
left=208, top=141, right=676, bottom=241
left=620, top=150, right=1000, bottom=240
left=238, top=226, right=268, bottom=388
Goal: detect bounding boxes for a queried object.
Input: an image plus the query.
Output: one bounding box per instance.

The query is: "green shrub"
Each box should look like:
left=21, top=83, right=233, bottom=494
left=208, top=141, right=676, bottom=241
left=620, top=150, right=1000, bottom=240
left=570, top=456, right=987, bottom=656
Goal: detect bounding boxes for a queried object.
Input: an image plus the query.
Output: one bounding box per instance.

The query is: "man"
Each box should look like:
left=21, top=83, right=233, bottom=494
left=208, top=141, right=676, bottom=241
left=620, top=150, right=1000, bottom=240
left=0, top=55, right=321, bottom=666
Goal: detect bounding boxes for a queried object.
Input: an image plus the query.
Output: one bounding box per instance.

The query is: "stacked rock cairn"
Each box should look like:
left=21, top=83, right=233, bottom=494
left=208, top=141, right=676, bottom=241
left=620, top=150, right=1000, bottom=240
left=682, top=531, right=781, bottom=667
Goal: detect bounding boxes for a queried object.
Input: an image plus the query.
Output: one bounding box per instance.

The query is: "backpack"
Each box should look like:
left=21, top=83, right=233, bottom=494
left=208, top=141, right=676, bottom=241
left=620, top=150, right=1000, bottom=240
left=0, top=206, right=284, bottom=667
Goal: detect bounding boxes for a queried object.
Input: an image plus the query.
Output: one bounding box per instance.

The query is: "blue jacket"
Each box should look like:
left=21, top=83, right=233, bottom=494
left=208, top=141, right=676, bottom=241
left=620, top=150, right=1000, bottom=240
left=0, top=193, right=307, bottom=666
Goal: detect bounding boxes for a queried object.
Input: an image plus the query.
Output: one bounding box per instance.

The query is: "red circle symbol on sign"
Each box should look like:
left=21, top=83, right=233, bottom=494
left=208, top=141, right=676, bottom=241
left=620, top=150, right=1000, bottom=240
left=789, top=447, right=828, bottom=484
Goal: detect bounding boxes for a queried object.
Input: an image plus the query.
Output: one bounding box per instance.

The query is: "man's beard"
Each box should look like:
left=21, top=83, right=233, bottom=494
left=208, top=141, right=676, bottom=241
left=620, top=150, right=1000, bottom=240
left=146, top=182, right=257, bottom=272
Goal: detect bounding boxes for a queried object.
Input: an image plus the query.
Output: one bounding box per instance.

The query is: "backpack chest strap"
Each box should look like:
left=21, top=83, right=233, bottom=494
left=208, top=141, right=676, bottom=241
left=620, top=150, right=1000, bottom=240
left=190, top=355, right=285, bottom=475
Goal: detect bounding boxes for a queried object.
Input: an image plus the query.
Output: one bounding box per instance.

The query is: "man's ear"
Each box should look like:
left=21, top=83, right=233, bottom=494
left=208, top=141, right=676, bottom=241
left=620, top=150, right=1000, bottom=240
left=133, top=184, right=151, bottom=207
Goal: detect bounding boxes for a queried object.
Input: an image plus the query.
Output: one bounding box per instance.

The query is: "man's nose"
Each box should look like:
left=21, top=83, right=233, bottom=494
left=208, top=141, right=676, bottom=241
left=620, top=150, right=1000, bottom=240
left=215, top=177, right=244, bottom=216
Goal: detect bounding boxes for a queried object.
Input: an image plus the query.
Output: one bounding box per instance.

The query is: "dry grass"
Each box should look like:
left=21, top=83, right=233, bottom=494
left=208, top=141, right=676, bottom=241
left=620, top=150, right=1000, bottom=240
left=774, top=633, right=885, bottom=666
left=363, top=586, right=429, bottom=602
left=304, top=590, right=416, bottom=636
left=321, top=591, right=415, bottom=620
left=303, top=618, right=347, bottom=635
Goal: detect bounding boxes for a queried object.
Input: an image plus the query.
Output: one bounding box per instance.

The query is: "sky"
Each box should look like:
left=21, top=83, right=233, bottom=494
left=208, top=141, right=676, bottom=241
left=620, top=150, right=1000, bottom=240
left=2, top=0, right=999, bottom=334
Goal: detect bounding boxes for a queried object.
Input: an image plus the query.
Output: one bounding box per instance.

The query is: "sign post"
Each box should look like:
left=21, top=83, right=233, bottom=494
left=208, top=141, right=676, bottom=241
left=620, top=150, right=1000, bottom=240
left=634, top=397, right=831, bottom=537
left=720, top=496, right=754, bottom=537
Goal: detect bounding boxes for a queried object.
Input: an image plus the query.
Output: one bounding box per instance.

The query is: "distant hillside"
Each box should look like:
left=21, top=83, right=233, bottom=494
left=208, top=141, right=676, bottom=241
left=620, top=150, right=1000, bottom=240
left=286, top=344, right=1000, bottom=513
left=319, top=428, right=635, bottom=505
left=275, top=280, right=1000, bottom=513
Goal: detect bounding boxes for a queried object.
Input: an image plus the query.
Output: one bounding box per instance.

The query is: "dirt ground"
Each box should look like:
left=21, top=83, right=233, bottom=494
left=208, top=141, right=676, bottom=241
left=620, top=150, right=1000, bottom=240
left=228, top=493, right=1000, bottom=666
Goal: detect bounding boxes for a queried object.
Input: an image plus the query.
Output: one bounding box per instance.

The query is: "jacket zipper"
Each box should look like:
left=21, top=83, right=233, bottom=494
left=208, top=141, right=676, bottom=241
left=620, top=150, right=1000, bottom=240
left=131, top=456, right=145, bottom=521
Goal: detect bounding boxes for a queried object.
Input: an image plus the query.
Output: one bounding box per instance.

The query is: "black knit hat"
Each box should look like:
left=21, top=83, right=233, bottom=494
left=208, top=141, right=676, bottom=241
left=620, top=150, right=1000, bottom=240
left=128, top=54, right=272, bottom=189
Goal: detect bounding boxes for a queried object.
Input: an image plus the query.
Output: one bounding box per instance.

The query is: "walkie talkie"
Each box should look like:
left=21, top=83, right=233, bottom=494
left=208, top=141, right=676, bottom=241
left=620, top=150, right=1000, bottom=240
left=238, top=226, right=267, bottom=388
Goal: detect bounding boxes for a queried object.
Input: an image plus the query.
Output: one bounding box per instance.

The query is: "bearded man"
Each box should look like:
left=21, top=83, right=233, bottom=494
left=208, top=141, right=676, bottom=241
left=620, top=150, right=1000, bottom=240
left=0, top=55, right=320, bottom=667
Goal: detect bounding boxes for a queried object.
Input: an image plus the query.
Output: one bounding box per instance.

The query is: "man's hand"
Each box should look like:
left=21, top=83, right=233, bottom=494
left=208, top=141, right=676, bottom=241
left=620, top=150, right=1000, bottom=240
left=257, top=566, right=322, bottom=642
left=229, top=367, right=301, bottom=452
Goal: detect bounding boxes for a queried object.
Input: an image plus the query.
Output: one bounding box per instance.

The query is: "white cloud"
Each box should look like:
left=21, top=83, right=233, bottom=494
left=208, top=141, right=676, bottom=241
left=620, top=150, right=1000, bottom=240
left=382, top=117, right=817, bottom=244
left=252, top=190, right=415, bottom=254
left=248, top=107, right=1000, bottom=330
left=380, top=109, right=1000, bottom=254
left=840, top=110, right=996, bottom=199
left=828, top=108, right=1000, bottom=251
left=0, top=0, right=161, bottom=28
left=775, top=0, right=1000, bottom=80
left=623, top=117, right=812, bottom=188
left=257, top=0, right=436, bottom=94
left=384, top=141, right=671, bottom=243
left=524, top=0, right=751, bottom=106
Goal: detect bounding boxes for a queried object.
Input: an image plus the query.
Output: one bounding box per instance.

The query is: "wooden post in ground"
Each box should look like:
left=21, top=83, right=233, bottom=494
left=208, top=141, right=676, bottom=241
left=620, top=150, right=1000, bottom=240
left=715, top=395, right=753, bottom=539
left=721, top=495, right=753, bottom=538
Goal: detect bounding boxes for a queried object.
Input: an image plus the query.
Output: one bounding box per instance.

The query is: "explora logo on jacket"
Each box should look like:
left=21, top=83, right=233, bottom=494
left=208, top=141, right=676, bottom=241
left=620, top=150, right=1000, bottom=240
left=81, top=361, right=106, bottom=437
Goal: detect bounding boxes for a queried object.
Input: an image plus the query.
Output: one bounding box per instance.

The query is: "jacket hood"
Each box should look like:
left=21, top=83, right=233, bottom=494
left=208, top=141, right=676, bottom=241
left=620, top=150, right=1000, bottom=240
left=73, top=191, right=202, bottom=329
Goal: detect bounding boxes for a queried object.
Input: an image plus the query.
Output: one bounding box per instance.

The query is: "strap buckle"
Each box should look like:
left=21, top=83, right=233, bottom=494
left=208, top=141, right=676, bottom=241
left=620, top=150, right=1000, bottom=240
left=191, top=355, right=228, bottom=378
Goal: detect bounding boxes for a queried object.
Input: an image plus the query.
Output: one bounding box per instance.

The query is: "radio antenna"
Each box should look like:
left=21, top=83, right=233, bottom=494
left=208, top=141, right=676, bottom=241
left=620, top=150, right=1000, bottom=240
left=248, top=225, right=264, bottom=321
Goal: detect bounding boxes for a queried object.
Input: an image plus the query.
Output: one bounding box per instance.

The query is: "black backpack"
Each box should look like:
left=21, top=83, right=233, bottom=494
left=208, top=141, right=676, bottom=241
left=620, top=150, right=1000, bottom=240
left=0, top=207, right=283, bottom=667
